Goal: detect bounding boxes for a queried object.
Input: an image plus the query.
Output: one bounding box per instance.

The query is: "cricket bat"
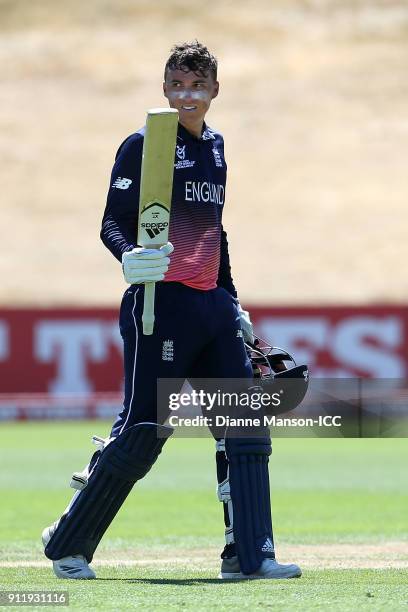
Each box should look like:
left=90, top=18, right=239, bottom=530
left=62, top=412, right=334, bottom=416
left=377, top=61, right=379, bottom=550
left=137, top=108, right=179, bottom=335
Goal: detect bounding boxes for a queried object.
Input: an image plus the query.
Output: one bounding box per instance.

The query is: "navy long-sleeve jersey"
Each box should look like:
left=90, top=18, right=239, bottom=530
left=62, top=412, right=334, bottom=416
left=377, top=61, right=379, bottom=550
left=101, top=122, right=237, bottom=297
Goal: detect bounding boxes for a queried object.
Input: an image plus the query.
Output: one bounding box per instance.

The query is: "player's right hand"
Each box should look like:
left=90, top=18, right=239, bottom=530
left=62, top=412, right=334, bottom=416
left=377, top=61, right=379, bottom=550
left=122, top=242, right=173, bottom=284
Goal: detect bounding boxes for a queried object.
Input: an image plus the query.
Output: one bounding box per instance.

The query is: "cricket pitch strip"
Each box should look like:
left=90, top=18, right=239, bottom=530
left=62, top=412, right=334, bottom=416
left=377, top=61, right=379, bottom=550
left=1, top=542, right=407, bottom=570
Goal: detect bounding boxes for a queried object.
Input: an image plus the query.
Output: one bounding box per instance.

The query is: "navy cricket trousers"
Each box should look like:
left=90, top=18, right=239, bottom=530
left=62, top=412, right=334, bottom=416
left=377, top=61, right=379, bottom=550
left=110, top=282, right=253, bottom=436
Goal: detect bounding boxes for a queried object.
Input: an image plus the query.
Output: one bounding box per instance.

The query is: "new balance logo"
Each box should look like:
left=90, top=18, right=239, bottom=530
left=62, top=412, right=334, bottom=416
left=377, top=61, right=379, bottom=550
left=261, top=538, right=274, bottom=553
left=112, top=177, right=132, bottom=189
left=162, top=340, right=174, bottom=361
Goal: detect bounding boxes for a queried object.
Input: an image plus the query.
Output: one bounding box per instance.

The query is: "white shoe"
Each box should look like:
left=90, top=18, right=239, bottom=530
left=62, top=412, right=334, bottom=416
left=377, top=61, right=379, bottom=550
left=51, top=555, right=96, bottom=579
left=219, top=556, right=302, bottom=580
left=42, top=523, right=96, bottom=580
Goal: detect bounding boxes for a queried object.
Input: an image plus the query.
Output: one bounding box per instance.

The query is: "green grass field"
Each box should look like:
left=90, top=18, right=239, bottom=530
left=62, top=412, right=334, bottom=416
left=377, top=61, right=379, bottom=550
left=0, top=422, right=407, bottom=610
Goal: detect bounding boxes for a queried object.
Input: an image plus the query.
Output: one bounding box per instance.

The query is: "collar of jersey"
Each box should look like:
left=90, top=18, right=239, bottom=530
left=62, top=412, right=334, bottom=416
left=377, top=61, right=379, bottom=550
left=177, top=122, right=215, bottom=142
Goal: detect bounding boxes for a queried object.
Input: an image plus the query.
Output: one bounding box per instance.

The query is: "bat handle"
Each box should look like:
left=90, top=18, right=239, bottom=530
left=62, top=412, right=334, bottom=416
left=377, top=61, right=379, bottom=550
left=142, top=282, right=156, bottom=335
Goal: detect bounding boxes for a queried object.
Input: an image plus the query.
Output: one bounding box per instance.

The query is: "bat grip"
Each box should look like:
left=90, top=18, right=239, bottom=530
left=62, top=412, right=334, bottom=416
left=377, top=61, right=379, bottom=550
left=142, top=282, right=156, bottom=335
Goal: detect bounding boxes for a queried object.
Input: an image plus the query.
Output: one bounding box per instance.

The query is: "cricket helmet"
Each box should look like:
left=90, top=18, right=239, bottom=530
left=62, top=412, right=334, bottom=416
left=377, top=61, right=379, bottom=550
left=245, top=335, right=309, bottom=414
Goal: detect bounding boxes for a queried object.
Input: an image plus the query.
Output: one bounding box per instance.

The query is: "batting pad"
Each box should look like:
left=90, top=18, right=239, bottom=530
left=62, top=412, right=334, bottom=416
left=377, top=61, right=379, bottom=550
left=45, top=422, right=173, bottom=563
left=225, top=435, right=274, bottom=575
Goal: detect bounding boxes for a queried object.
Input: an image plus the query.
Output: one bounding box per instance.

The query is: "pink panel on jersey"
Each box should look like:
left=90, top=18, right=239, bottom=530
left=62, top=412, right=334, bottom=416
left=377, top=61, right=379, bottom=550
left=164, top=198, right=222, bottom=290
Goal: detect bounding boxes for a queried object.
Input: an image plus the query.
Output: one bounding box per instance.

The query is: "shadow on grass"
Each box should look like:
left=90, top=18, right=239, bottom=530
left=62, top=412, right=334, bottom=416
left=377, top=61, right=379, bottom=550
left=97, top=578, right=237, bottom=585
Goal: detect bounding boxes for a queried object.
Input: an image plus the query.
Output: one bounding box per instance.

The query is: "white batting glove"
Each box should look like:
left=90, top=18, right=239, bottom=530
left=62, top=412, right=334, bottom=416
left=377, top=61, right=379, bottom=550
left=237, top=302, right=254, bottom=343
left=122, top=242, right=174, bottom=284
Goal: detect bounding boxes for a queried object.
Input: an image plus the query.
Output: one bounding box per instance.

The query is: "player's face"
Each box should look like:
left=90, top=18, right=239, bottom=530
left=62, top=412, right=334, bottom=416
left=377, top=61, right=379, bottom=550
left=163, top=68, right=219, bottom=135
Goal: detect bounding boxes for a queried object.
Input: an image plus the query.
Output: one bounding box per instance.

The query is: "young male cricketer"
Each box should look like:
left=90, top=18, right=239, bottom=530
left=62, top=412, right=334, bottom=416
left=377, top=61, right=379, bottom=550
left=43, top=41, right=301, bottom=581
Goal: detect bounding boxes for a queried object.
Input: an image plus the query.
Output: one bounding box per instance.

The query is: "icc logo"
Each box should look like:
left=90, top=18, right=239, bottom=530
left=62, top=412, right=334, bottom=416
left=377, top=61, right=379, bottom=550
left=176, top=145, right=186, bottom=160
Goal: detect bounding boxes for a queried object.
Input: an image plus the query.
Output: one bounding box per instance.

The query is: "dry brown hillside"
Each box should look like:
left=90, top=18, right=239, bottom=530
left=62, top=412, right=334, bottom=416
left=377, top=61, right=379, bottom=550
left=1, top=0, right=408, bottom=305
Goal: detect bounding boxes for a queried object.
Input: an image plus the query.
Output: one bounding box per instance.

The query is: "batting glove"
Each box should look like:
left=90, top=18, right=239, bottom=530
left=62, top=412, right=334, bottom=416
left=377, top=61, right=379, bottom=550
left=122, top=242, right=174, bottom=284
left=237, top=302, right=254, bottom=343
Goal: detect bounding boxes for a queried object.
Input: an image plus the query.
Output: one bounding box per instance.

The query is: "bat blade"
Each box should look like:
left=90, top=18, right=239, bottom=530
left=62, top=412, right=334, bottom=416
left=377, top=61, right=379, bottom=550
left=138, top=108, right=179, bottom=249
left=137, top=108, right=178, bottom=335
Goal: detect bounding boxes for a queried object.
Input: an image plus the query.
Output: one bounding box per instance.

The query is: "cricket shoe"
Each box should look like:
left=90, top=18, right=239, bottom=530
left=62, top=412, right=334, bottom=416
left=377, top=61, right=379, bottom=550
left=42, top=522, right=96, bottom=580
left=219, top=556, right=302, bottom=580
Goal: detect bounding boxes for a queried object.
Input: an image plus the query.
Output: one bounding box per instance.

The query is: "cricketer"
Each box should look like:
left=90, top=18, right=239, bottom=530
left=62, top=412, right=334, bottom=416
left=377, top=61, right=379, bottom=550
left=42, top=41, right=301, bottom=580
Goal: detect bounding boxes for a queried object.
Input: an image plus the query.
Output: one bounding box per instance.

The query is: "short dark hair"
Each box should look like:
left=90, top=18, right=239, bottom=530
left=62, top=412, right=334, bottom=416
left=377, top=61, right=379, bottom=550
left=164, top=40, right=218, bottom=80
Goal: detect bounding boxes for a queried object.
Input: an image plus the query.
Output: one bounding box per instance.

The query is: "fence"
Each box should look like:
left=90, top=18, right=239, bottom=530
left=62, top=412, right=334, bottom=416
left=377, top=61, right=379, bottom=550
left=0, top=306, right=407, bottom=420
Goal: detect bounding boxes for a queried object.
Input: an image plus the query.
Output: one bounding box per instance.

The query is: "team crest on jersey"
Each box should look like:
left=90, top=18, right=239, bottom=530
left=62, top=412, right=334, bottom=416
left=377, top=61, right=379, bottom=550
left=212, top=147, right=223, bottom=167
left=162, top=340, right=174, bottom=362
left=175, top=144, right=195, bottom=169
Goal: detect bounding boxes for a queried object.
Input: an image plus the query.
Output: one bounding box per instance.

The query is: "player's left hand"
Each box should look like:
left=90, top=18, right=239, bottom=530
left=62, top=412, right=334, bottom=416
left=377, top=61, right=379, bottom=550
left=237, top=302, right=254, bottom=343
